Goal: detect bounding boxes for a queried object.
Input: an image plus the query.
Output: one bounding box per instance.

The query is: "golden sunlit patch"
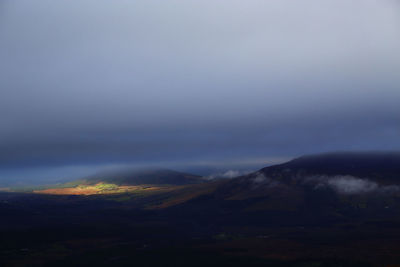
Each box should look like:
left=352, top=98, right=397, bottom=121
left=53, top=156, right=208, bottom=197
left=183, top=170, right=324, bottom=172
left=33, top=183, right=165, bottom=195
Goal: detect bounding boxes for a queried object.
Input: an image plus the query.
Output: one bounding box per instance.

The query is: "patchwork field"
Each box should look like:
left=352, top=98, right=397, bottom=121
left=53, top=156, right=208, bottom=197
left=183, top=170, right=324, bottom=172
left=33, top=183, right=169, bottom=195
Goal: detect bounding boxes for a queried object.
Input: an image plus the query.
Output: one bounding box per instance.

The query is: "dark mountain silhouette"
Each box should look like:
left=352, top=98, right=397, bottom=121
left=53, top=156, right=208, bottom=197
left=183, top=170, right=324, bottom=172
left=83, top=168, right=204, bottom=186
left=260, top=151, right=400, bottom=184
left=170, top=151, right=400, bottom=227
left=217, top=151, right=400, bottom=197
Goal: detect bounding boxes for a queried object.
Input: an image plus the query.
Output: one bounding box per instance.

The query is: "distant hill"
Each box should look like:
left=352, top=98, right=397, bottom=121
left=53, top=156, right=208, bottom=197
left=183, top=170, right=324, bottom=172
left=32, top=152, right=400, bottom=214
left=32, top=168, right=206, bottom=195
left=82, top=168, right=204, bottom=186
left=168, top=152, right=400, bottom=226
left=216, top=151, right=400, bottom=198
left=261, top=151, right=400, bottom=184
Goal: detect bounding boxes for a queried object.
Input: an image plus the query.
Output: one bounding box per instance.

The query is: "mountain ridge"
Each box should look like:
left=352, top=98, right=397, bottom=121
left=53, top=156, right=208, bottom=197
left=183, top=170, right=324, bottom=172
left=82, top=168, right=204, bottom=186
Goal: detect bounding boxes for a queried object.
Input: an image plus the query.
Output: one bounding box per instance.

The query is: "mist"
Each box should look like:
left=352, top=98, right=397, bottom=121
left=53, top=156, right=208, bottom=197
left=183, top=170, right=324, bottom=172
left=311, top=175, right=400, bottom=195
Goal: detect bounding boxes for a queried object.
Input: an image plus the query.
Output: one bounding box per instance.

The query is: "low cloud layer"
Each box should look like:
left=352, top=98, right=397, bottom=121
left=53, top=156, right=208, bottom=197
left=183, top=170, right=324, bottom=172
left=206, top=170, right=251, bottom=180
left=251, top=173, right=281, bottom=188
left=1, top=1, right=400, bottom=182
left=245, top=173, right=400, bottom=195
left=310, top=175, right=400, bottom=195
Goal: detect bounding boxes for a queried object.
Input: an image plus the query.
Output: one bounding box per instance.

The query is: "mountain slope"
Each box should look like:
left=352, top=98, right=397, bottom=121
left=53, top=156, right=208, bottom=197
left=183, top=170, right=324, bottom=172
left=221, top=151, right=400, bottom=196
left=168, top=152, right=400, bottom=226
left=84, top=168, right=204, bottom=186
left=261, top=151, right=400, bottom=184
left=33, top=168, right=205, bottom=196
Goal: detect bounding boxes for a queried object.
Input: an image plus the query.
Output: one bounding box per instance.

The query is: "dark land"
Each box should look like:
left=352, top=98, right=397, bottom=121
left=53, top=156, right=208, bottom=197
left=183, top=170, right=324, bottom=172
left=2, top=152, right=400, bottom=266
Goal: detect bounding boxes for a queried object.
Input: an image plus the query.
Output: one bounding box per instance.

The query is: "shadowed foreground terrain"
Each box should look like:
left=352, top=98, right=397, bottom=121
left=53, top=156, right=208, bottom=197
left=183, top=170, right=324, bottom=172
left=2, top=153, right=400, bottom=266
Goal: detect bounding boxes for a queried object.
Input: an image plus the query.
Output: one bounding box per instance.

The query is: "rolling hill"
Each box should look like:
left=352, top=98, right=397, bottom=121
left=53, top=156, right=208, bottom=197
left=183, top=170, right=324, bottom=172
left=31, top=152, right=400, bottom=219
left=33, top=168, right=206, bottom=195
left=165, top=152, right=400, bottom=227
left=83, top=168, right=204, bottom=186
left=260, top=151, right=400, bottom=184
left=214, top=151, right=400, bottom=195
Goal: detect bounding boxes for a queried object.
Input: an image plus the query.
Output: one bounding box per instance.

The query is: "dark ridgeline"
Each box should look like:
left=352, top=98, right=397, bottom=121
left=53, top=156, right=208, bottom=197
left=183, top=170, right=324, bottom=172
left=263, top=151, right=400, bottom=183
left=83, top=168, right=204, bottom=186
left=168, top=152, right=400, bottom=226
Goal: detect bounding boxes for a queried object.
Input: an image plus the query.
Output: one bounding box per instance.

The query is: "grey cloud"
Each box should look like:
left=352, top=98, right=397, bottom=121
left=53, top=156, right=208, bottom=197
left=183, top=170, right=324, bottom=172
left=251, top=173, right=280, bottom=187
left=0, top=1, right=400, bottom=182
left=309, top=175, right=400, bottom=195
left=252, top=173, right=268, bottom=184
left=206, top=170, right=246, bottom=180
left=326, top=176, right=378, bottom=194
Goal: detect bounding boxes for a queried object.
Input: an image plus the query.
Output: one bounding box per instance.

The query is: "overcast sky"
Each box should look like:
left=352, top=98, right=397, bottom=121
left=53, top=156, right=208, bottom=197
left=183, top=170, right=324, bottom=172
left=1, top=0, right=400, bottom=183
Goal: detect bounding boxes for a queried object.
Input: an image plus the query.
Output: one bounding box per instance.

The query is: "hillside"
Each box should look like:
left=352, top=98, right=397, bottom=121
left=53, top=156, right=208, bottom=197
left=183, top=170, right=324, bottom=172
left=33, top=168, right=206, bottom=196
left=261, top=151, right=400, bottom=184
left=5, top=152, right=400, bottom=266
left=84, top=168, right=204, bottom=186
left=217, top=151, right=400, bottom=198
left=165, top=152, right=400, bottom=227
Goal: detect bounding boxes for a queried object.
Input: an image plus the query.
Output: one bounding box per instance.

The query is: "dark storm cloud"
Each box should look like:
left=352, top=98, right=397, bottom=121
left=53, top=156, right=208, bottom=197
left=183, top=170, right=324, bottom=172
left=0, top=0, right=400, bottom=181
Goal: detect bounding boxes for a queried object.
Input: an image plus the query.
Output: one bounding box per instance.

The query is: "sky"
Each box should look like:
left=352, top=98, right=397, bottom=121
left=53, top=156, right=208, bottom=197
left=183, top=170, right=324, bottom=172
left=1, top=0, right=400, bottom=184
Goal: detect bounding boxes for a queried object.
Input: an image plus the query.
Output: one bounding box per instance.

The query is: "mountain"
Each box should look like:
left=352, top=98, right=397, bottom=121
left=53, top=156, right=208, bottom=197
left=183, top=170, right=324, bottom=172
left=32, top=152, right=400, bottom=217
left=217, top=151, right=400, bottom=197
left=31, top=168, right=206, bottom=195
left=5, top=152, right=400, bottom=266
left=83, top=168, right=204, bottom=186
left=167, top=152, right=400, bottom=227
left=261, top=151, right=400, bottom=183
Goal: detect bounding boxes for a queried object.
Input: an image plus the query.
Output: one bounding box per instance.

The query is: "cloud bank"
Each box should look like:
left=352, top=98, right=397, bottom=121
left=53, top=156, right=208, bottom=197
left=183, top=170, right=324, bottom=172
left=0, top=0, right=400, bottom=182
left=251, top=173, right=281, bottom=188
left=310, top=175, right=400, bottom=195
left=206, top=170, right=251, bottom=180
